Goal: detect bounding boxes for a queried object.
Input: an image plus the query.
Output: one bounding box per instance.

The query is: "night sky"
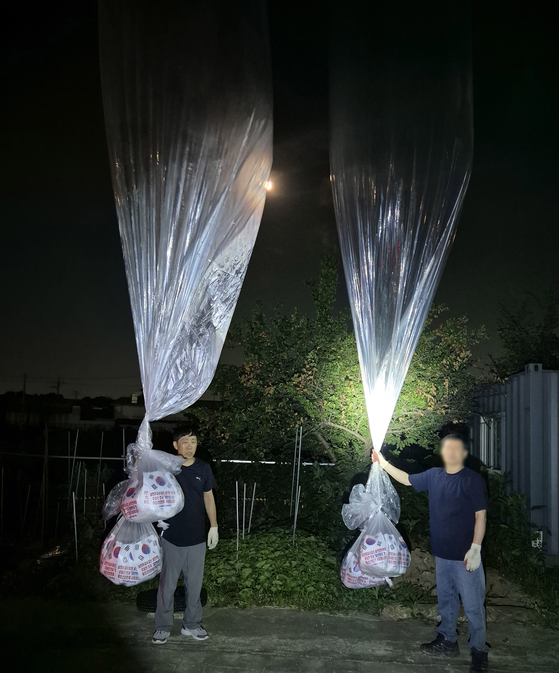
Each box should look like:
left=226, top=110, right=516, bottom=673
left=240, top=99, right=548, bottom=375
left=1, top=1, right=558, bottom=398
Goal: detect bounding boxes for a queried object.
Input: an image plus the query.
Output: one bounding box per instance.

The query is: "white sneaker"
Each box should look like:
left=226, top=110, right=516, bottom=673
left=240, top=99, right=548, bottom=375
left=181, top=626, right=209, bottom=641
left=152, top=629, right=170, bottom=645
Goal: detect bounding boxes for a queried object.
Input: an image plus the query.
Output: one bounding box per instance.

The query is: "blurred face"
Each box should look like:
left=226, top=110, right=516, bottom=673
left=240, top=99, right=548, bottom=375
left=174, top=433, right=198, bottom=461
left=440, top=438, right=467, bottom=470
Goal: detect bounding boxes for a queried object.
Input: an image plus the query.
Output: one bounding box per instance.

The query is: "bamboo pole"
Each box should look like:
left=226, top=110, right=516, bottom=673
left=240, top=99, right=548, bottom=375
left=83, top=468, right=87, bottom=515
left=248, top=482, right=256, bottom=534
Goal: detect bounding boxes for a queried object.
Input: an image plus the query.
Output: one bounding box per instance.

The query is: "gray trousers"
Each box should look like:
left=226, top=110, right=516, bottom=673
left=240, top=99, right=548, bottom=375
left=155, top=537, right=206, bottom=631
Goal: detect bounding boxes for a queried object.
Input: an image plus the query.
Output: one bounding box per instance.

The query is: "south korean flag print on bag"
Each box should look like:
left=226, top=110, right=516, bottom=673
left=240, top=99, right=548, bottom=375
left=100, top=517, right=162, bottom=587
left=358, top=511, right=410, bottom=581
left=120, top=469, right=184, bottom=524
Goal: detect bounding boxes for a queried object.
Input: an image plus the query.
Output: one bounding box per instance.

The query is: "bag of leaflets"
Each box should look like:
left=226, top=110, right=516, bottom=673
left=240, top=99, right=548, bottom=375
left=119, top=420, right=185, bottom=524
left=340, top=461, right=410, bottom=587
left=100, top=516, right=162, bottom=587
left=340, top=545, right=385, bottom=589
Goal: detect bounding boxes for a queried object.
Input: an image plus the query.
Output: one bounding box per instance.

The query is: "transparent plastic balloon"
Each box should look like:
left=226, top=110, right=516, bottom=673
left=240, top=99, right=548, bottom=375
left=330, top=1, right=473, bottom=450
left=98, top=0, right=272, bottom=451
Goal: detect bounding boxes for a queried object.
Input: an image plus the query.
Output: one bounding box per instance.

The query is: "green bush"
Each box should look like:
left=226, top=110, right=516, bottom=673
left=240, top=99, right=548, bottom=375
left=204, top=526, right=426, bottom=613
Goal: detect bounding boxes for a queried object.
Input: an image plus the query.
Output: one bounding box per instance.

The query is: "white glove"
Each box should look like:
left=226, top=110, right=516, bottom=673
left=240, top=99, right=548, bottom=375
left=464, top=543, right=482, bottom=572
left=157, top=520, right=170, bottom=531
left=207, top=526, right=219, bottom=550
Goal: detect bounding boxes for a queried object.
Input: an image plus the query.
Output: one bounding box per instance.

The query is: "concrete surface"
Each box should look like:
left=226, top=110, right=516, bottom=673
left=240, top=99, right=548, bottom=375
left=3, top=599, right=558, bottom=672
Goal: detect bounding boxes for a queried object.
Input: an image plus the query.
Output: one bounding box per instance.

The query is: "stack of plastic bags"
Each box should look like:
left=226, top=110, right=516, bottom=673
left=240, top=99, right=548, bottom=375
left=100, top=516, right=162, bottom=587
left=100, top=423, right=186, bottom=586
left=340, top=462, right=410, bottom=589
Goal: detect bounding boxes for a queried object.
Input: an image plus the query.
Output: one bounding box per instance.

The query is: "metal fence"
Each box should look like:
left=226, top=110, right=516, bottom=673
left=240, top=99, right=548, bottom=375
left=470, top=364, right=559, bottom=558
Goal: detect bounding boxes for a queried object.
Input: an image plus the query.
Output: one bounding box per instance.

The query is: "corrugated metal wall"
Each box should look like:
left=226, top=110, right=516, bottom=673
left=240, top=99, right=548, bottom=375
left=471, top=364, right=559, bottom=557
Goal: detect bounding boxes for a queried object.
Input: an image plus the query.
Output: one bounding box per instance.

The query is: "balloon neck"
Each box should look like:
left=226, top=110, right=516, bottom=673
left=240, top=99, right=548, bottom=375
left=125, top=417, right=153, bottom=475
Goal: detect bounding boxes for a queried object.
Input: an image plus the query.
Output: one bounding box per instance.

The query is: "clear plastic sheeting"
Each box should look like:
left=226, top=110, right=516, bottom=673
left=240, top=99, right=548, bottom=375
left=102, top=480, right=128, bottom=522
left=342, top=463, right=400, bottom=529
left=98, top=0, right=272, bottom=445
left=330, top=1, right=473, bottom=450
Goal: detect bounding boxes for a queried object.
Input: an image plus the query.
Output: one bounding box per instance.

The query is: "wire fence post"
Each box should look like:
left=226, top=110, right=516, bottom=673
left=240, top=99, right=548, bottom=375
left=290, top=429, right=298, bottom=516
left=96, top=431, right=104, bottom=514
left=68, top=429, right=79, bottom=506
left=235, top=481, right=240, bottom=554
left=292, top=485, right=301, bottom=546
left=83, top=468, right=87, bottom=515
left=72, top=492, right=78, bottom=563
left=248, top=482, right=256, bottom=534
left=242, top=482, right=246, bottom=539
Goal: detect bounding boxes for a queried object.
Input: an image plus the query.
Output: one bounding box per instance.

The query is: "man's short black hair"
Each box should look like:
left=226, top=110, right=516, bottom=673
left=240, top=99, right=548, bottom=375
left=441, top=433, right=467, bottom=449
left=173, top=424, right=198, bottom=443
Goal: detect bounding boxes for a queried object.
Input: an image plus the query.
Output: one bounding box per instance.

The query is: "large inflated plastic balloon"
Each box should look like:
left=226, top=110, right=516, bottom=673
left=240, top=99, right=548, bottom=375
left=330, top=1, right=473, bottom=451
left=99, top=0, right=272, bottom=451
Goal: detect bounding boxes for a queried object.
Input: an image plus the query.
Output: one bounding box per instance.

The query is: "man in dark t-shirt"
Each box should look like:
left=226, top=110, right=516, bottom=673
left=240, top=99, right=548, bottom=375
left=152, top=425, right=218, bottom=645
left=373, top=434, right=489, bottom=673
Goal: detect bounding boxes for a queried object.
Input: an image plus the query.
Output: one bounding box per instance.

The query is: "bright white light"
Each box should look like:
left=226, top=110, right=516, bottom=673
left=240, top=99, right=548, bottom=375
left=265, top=180, right=272, bottom=191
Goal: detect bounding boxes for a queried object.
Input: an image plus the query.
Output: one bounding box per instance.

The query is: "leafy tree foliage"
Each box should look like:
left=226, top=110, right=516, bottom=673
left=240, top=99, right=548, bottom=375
left=195, top=259, right=485, bottom=461
left=491, top=291, right=559, bottom=378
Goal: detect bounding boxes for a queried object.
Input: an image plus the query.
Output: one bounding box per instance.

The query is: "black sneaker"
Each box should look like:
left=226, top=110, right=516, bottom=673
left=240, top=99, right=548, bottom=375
left=420, top=633, right=460, bottom=657
left=470, top=649, right=489, bottom=672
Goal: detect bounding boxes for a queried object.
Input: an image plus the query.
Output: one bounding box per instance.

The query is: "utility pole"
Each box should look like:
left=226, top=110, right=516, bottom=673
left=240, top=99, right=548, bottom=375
left=52, top=375, right=63, bottom=396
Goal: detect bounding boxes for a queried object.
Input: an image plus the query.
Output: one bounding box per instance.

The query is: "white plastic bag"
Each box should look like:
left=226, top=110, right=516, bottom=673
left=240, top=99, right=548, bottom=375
left=340, top=543, right=385, bottom=589
left=100, top=517, right=162, bottom=587
left=120, top=449, right=184, bottom=524
left=358, top=511, right=411, bottom=581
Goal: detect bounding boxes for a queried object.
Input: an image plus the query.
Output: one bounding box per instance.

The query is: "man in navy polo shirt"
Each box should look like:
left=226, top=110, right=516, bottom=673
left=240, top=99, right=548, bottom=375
left=152, top=424, right=218, bottom=645
left=373, top=434, right=489, bottom=673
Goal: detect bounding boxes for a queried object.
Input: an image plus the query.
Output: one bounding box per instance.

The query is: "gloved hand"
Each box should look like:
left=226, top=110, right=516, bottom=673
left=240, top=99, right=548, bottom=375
left=464, top=543, right=482, bottom=572
left=157, top=520, right=170, bottom=531
left=207, top=526, right=219, bottom=550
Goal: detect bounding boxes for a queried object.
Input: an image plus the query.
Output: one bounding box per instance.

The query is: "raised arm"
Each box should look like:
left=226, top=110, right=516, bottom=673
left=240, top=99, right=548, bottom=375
left=372, top=449, right=411, bottom=486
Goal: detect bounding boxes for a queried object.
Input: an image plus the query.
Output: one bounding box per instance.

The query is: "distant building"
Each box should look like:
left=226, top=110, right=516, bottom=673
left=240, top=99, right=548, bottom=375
left=1, top=391, right=220, bottom=432
left=470, top=364, right=559, bottom=559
